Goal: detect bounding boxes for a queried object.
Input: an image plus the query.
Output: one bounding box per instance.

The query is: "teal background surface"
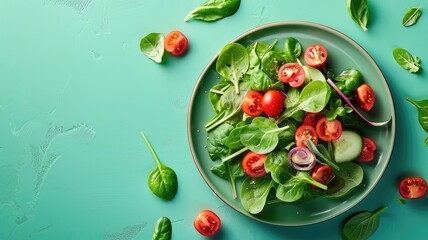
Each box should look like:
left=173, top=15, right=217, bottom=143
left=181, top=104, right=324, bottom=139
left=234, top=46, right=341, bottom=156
left=1, top=1, right=427, bottom=239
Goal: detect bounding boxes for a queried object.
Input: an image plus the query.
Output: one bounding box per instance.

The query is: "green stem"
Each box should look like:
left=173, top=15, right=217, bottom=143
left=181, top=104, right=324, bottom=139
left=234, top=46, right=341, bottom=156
left=227, top=162, right=238, bottom=199
left=205, top=110, right=225, bottom=129
left=275, top=106, right=300, bottom=125
left=206, top=106, right=241, bottom=132
left=222, top=147, right=249, bottom=162
left=140, top=131, right=162, bottom=169
left=267, top=125, right=290, bottom=134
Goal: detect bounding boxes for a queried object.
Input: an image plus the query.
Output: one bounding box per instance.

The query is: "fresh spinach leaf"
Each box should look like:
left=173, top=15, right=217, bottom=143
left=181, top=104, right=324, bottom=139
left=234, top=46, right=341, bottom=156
left=264, top=151, right=294, bottom=185
left=249, top=69, right=275, bottom=91
left=343, top=207, right=388, bottom=240
left=347, top=0, right=369, bottom=31
left=261, top=50, right=286, bottom=81
left=141, top=132, right=178, bottom=200
left=216, top=43, right=250, bottom=94
left=207, top=123, right=234, bottom=160
left=334, top=67, right=363, bottom=92
left=152, top=217, right=172, bottom=240
left=402, top=6, right=422, bottom=27
left=240, top=175, right=275, bottom=214
left=240, top=117, right=291, bottom=154
left=211, top=159, right=245, bottom=199
left=276, top=172, right=327, bottom=202
left=209, top=81, right=230, bottom=113
left=302, top=65, right=326, bottom=83
left=326, top=162, right=364, bottom=198
left=283, top=37, right=302, bottom=62
left=393, top=48, right=421, bottom=73
left=326, top=99, right=353, bottom=121
left=184, top=0, right=241, bottom=22
left=140, top=33, right=164, bottom=63
left=406, top=97, right=428, bottom=132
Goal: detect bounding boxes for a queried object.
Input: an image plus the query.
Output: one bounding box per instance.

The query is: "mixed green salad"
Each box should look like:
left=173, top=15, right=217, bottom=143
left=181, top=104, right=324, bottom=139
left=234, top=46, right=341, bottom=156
left=204, top=37, right=382, bottom=214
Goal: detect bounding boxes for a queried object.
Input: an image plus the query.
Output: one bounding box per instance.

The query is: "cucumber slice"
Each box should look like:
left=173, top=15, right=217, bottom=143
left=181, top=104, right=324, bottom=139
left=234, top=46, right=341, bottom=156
left=332, top=130, right=363, bottom=163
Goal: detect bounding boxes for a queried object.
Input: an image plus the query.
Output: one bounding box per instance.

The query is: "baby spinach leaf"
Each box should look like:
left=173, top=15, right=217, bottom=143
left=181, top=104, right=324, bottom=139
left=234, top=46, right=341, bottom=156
left=216, top=43, right=249, bottom=94
left=402, top=6, right=422, bottom=27
left=240, top=175, right=275, bottom=214
left=211, top=159, right=245, bottom=199
left=295, top=80, right=331, bottom=112
left=261, top=50, right=286, bottom=81
left=326, top=162, right=364, bottom=198
left=276, top=172, right=327, bottom=202
left=334, top=67, right=363, bottom=92
left=140, top=33, right=165, bottom=63
left=240, top=117, right=290, bottom=154
left=347, top=0, right=369, bottom=31
left=152, top=217, right=172, bottom=240
left=264, top=151, right=294, bottom=185
left=141, top=132, right=178, bottom=200
left=406, top=97, right=428, bottom=132
left=249, top=69, right=275, bottom=91
left=207, top=123, right=234, bottom=160
left=392, top=48, right=421, bottom=73
left=224, top=125, right=245, bottom=150
left=302, top=65, right=326, bottom=83
left=209, top=81, right=230, bottom=113
left=343, top=207, right=388, bottom=240
left=184, top=0, right=241, bottom=22
left=283, top=37, right=302, bottom=62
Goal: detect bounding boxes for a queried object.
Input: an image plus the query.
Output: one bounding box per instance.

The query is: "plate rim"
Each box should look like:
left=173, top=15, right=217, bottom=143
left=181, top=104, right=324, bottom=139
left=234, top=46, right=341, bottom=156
left=187, top=21, right=397, bottom=226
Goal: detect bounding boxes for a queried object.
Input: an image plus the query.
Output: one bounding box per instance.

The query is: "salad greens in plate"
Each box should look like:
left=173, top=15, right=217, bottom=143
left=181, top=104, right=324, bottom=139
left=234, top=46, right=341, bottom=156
left=187, top=22, right=395, bottom=226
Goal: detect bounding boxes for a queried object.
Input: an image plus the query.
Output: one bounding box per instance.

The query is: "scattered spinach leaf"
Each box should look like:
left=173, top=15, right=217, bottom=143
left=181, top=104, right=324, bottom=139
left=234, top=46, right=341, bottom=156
left=343, top=207, right=388, bottom=240
left=406, top=97, right=428, bottom=132
left=152, top=217, right=172, bottom=240
left=140, top=33, right=165, bottom=63
left=216, top=43, right=250, bottom=94
left=141, top=132, right=178, bottom=200
left=184, top=0, right=241, bottom=22
left=347, top=0, right=369, bottom=31
left=402, top=6, right=422, bottom=27
left=393, top=48, right=421, bottom=73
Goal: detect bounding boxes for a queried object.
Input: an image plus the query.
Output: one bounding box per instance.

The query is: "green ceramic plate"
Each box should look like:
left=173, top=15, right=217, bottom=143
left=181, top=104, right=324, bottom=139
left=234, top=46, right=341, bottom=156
left=187, top=21, right=396, bottom=226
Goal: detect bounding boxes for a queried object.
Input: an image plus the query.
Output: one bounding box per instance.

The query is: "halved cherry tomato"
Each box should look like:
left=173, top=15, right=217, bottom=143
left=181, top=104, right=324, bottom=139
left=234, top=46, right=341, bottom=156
left=304, top=44, right=328, bottom=68
left=277, top=63, right=305, bottom=87
left=295, top=125, right=318, bottom=147
left=164, top=31, right=188, bottom=56
left=242, top=151, right=267, bottom=178
left=311, top=163, right=334, bottom=188
left=358, top=137, right=377, bottom=162
left=355, top=83, right=376, bottom=111
left=315, top=117, right=343, bottom=141
left=399, top=177, right=428, bottom=199
left=303, top=112, right=324, bottom=128
left=261, top=90, right=285, bottom=118
left=242, top=90, right=263, bottom=117
left=194, top=210, right=221, bottom=236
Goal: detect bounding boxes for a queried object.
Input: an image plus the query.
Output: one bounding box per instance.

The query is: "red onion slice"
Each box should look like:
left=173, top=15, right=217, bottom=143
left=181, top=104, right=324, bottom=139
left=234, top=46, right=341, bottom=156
left=288, top=147, right=316, bottom=171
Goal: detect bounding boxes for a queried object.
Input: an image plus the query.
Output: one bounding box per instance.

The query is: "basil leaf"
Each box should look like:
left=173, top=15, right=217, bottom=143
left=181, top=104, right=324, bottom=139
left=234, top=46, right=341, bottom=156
left=152, top=217, right=172, bottom=240
left=343, top=207, right=388, bottom=240
left=402, top=6, right=422, bottom=27
left=141, top=132, right=178, bottom=200
left=140, top=33, right=164, bottom=63
left=184, top=0, right=241, bottom=22
left=347, top=0, right=369, bottom=31
left=392, top=48, right=421, bottom=73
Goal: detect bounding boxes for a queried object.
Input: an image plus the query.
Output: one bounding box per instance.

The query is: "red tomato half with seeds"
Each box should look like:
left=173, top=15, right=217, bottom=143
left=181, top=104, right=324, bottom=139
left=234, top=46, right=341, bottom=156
left=242, top=90, right=263, bottom=117
left=304, top=44, right=328, bottom=68
left=261, top=90, right=285, bottom=118
left=277, top=63, right=305, bottom=87
left=242, top=152, right=267, bottom=178
left=164, top=31, right=188, bottom=56
left=355, top=84, right=376, bottom=111
left=295, top=125, right=318, bottom=148
left=358, top=137, right=377, bottom=162
left=315, top=117, right=343, bottom=141
left=194, top=210, right=221, bottom=236
left=399, top=177, right=428, bottom=199
left=311, top=163, right=334, bottom=188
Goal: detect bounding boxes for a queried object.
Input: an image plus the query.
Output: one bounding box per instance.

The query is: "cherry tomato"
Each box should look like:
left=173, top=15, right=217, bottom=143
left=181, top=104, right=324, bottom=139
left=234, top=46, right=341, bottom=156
left=355, top=83, right=376, bottom=111
left=358, top=137, right=377, bottom=162
left=164, top=31, right=188, bottom=56
left=194, top=210, right=221, bottom=236
left=311, top=163, right=334, bottom=187
left=261, top=90, right=285, bottom=118
left=303, top=112, right=324, bottom=128
left=315, top=117, right=343, bottom=141
left=242, top=151, right=267, bottom=178
left=242, top=90, right=263, bottom=117
left=304, top=44, right=328, bottom=68
left=277, top=63, right=305, bottom=87
left=399, top=177, right=428, bottom=199
left=295, top=125, right=318, bottom=147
